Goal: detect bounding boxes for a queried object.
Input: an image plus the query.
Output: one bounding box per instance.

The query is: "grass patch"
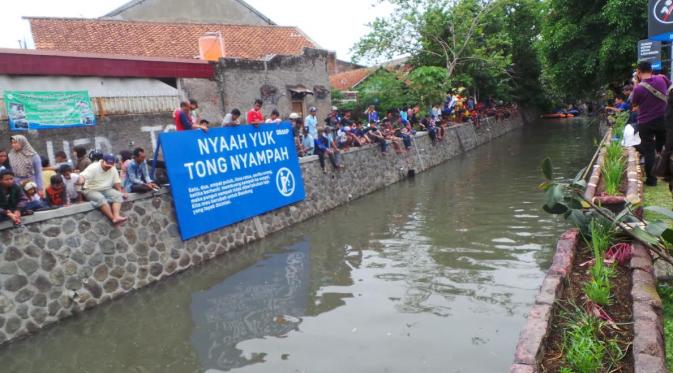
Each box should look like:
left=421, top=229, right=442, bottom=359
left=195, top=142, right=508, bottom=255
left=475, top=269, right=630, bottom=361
left=601, top=143, right=625, bottom=196
left=644, top=182, right=673, bottom=223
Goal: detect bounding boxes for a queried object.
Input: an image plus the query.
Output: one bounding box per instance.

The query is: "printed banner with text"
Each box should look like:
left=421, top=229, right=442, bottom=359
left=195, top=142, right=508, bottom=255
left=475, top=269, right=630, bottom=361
left=4, top=90, right=96, bottom=131
left=159, top=122, right=306, bottom=240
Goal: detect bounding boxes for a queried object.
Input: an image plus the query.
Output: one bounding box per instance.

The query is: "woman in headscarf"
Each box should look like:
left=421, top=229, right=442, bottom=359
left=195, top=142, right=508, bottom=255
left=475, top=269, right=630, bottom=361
left=8, top=135, right=44, bottom=196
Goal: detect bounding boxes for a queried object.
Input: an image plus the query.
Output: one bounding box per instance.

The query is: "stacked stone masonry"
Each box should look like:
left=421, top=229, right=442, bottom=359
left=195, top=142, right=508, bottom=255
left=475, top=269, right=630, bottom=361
left=0, top=115, right=524, bottom=346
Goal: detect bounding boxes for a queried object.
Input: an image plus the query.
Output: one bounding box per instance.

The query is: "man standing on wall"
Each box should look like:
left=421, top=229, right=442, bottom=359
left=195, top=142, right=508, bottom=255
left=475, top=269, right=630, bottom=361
left=631, top=61, right=670, bottom=186
left=247, top=99, right=265, bottom=125
left=305, top=106, right=318, bottom=138
left=77, top=154, right=128, bottom=225
left=175, top=102, right=208, bottom=132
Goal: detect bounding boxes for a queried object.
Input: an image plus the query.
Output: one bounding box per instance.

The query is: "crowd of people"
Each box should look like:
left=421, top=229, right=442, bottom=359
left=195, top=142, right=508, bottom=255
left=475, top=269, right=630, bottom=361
left=0, top=94, right=516, bottom=226
left=173, top=96, right=517, bottom=173
left=0, top=137, right=157, bottom=226
left=605, top=60, right=673, bottom=188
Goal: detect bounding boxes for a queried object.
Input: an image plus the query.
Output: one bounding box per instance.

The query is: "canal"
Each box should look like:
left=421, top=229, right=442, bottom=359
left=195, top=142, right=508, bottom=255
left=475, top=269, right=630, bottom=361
left=0, top=120, right=598, bottom=373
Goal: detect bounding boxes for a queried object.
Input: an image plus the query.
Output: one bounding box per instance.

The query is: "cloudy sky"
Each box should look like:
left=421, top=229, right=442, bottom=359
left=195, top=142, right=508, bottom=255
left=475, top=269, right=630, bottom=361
left=0, top=0, right=393, bottom=62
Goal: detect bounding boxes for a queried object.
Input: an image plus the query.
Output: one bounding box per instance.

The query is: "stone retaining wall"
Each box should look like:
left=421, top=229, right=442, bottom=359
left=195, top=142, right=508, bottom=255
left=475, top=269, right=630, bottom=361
left=0, top=116, right=524, bottom=346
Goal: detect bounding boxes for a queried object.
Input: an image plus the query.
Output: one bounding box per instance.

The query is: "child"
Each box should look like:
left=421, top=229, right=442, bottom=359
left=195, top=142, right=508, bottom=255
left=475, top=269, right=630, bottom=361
left=119, top=150, right=133, bottom=184
left=46, top=175, right=69, bottom=207
left=58, top=165, right=82, bottom=203
left=41, top=156, right=56, bottom=189
left=265, top=110, right=282, bottom=124
left=22, top=181, right=48, bottom=212
left=54, top=151, right=71, bottom=169
left=0, top=149, right=10, bottom=171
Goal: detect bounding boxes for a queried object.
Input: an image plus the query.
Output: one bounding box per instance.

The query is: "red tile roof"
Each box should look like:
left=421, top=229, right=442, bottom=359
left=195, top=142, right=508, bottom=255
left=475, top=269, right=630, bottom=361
left=329, top=68, right=373, bottom=91
left=27, top=17, right=318, bottom=61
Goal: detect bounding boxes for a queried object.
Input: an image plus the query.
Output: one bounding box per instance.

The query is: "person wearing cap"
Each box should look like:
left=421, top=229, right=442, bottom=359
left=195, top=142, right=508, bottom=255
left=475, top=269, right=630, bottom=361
left=21, top=180, right=48, bottom=211
left=305, top=107, right=318, bottom=139
left=325, top=107, right=341, bottom=128
left=77, top=154, right=128, bottom=224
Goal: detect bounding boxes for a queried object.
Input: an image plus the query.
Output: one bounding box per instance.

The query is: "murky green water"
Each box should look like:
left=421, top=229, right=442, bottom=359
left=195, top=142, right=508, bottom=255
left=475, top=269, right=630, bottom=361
left=0, top=120, right=598, bottom=373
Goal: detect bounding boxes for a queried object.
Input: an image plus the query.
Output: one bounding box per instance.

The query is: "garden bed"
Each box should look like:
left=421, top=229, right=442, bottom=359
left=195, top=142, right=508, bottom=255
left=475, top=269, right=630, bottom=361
left=584, top=142, right=643, bottom=217
left=511, top=232, right=666, bottom=372
left=540, top=240, right=633, bottom=373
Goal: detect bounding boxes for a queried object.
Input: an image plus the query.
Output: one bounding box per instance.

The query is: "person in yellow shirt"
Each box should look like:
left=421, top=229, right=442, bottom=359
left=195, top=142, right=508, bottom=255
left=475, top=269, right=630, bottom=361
left=41, top=157, right=56, bottom=189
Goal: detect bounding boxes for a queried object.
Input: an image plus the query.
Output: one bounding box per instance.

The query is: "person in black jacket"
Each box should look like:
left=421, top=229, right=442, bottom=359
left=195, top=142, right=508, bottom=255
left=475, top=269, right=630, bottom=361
left=0, top=170, right=27, bottom=224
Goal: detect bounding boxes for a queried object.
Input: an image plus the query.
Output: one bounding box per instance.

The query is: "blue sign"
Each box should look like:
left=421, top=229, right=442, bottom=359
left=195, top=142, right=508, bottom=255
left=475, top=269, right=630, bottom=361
left=638, top=40, right=663, bottom=71
left=650, top=0, right=673, bottom=41
left=159, top=122, right=305, bottom=240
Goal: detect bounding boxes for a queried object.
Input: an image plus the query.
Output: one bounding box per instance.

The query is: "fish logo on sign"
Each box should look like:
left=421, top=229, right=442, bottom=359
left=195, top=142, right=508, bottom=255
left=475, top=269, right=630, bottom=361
left=655, top=0, right=673, bottom=24
left=276, top=167, right=296, bottom=197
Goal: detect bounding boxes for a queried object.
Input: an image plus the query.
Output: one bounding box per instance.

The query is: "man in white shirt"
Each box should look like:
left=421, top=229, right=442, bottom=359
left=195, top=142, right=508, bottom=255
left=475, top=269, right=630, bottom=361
left=77, top=154, right=128, bottom=224
left=222, top=109, right=241, bottom=126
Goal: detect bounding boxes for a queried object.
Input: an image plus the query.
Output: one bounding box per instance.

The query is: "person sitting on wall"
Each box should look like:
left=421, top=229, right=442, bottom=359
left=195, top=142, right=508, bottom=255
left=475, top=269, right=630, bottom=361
left=8, top=135, right=44, bottom=197
left=0, top=170, right=27, bottom=225
left=314, top=128, right=342, bottom=173
left=324, top=106, right=341, bottom=128
left=46, top=175, right=69, bottom=208
left=300, top=126, right=315, bottom=156
left=58, top=165, right=82, bottom=204
left=0, top=149, right=9, bottom=172
left=222, top=109, right=241, bottom=126
left=77, top=153, right=128, bottom=225
left=175, top=101, right=208, bottom=132
left=366, top=123, right=388, bottom=153
left=247, top=99, right=265, bottom=126
left=124, top=148, right=159, bottom=194
left=266, top=109, right=282, bottom=124
left=72, top=145, right=91, bottom=173
left=21, top=180, right=48, bottom=212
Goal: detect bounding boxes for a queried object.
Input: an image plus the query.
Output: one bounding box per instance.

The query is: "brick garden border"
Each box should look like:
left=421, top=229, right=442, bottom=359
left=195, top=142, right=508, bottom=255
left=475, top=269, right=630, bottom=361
left=510, top=229, right=579, bottom=373
left=584, top=136, right=643, bottom=216
left=631, top=243, right=667, bottom=373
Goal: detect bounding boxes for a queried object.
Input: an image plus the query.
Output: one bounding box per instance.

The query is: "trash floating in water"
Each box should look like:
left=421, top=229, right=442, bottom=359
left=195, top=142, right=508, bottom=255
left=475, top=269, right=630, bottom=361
left=273, top=315, right=302, bottom=325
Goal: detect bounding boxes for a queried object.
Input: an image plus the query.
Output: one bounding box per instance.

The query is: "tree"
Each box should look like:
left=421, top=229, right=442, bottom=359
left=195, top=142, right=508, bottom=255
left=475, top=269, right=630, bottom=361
left=539, top=0, right=647, bottom=99
left=506, top=0, right=547, bottom=107
left=408, top=66, right=452, bottom=108
left=352, top=0, right=500, bottom=79
left=356, top=69, right=411, bottom=113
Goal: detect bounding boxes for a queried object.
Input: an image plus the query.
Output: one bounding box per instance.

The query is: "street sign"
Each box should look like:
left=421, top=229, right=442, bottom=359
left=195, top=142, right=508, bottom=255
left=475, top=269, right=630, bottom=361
left=649, top=0, right=673, bottom=41
left=638, top=39, right=663, bottom=70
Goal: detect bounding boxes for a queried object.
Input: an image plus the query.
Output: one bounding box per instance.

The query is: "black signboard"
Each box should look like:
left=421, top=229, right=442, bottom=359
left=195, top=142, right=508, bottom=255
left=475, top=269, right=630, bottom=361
left=638, top=39, right=663, bottom=70
left=649, top=0, right=673, bottom=41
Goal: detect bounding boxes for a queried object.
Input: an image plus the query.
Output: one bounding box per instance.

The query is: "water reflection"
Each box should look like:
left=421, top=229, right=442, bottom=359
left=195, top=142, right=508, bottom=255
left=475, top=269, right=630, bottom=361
left=0, top=120, right=598, bottom=373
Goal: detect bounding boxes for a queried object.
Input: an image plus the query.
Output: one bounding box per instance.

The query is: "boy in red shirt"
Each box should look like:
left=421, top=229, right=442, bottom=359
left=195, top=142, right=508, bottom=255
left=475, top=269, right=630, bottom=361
left=247, top=99, right=265, bottom=125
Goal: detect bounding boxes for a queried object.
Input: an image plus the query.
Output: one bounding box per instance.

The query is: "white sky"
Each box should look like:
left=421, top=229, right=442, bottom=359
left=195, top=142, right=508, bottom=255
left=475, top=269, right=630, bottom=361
left=0, top=0, right=393, bottom=63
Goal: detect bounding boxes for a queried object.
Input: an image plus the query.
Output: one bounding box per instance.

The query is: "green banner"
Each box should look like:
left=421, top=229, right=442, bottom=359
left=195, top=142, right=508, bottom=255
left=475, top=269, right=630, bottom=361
left=4, top=90, right=96, bottom=131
